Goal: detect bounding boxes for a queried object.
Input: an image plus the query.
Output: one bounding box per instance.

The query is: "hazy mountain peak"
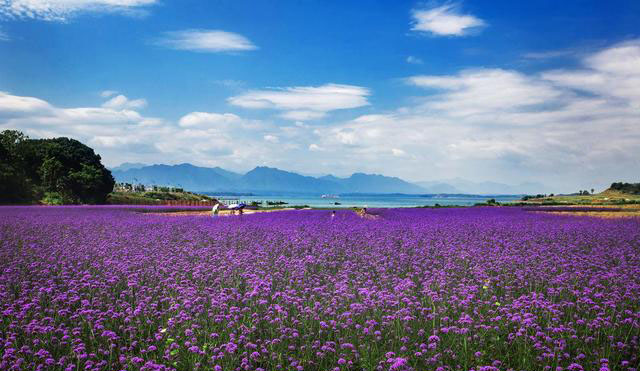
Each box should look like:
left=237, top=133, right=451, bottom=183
left=110, top=162, right=147, bottom=172
left=419, top=178, right=547, bottom=195
left=112, top=163, right=427, bottom=194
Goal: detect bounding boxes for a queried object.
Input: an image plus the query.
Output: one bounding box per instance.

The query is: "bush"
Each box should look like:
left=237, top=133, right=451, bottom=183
left=41, top=192, right=64, bottom=205
left=610, top=182, right=640, bottom=194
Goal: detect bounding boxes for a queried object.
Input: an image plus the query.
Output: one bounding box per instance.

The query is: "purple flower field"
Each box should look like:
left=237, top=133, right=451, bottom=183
left=1, top=206, right=639, bottom=371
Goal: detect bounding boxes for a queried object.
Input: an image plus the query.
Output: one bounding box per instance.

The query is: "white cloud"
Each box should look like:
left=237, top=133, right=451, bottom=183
left=279, top=110, right=326, bottom=121
left=407, top=68, right=563, bottom=117
left=100, top=90, right=118, bottom=98
left=542, top=40, right=640, bottom=109
left=178, top=112, right=242, bottom=128
left=263, top=134, right=279, bottom=143
left=2, top=40, right=639, bottom=191
left=156, top=29, right=257, bottom=53
left=334, top=129, right=357, bottom=145
left=585, top=40, right=640, bottom=75
left=411, top=4, right=485, bottom=36
left=406, top=56, right=423, bottom=64
left=352, top=114, right=395, bottom=125
left=101, top=94, right=147, bottom=110
left=308, top=143, right=323, bottom=152
left=0, top=91, right=53, bottom=115
left=298, top=40, right=640, bottom=189
left=0, top=92, right=162, bottom=151
left=228, top=83, right=370, bottom=121
left=391, top=148, right=406, bottom=157
left=62, top=106, right=145, bottom=124
left=0, top=27, right=9, bottom=41
left=0, top=91, right=275, bottom=168
left=0, top=0, right=158, bottom=21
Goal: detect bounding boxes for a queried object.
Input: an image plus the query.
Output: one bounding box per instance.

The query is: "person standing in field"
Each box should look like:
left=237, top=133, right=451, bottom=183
left=357, top=205, right=379, bottom=219
left=357, top=206, right=368, bottom=218
left=211, top=202, right=220, bottom=218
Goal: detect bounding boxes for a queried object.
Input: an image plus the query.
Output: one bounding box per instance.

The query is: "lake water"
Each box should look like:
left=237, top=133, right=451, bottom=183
left=203, top=192, right=522, bottom=208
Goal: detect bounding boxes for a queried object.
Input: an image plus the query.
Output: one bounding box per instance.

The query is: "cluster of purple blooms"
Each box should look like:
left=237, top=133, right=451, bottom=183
left=0, top=206, right=639, bottom=371
left=522, top=207, right=624, bottom=213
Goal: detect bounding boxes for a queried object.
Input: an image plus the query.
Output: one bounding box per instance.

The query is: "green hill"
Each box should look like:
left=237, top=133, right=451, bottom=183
left=107, top=190, right=216, bottom=205
left=610, top=182, right=640, bottom=195
left=1, top=130, right=114, bottom=204
left=521, top=183, right=640, bottom=205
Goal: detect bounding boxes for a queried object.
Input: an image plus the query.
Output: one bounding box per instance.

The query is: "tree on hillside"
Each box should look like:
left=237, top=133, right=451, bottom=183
left=0, top=130, right=115, bottom=204
left=37, top=138, right=115, bottom=203
left=610, top=182, right=640, bottom=195
left=0, top=130, right=33, bottom=203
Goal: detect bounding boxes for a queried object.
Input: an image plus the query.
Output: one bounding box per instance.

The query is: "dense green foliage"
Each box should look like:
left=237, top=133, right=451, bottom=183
left=577, top=189, right=593, bottom=195
left=0, top=130, right=32, bottom=202
left=611, top=182, right=640, bottom=195
left=106, top=190, right=215, bottom=205
left=0, top=130, right=114, bottom=204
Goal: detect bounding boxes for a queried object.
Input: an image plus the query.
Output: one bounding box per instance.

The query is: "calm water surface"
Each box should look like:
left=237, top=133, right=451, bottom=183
left=204, top=193, right=521, bottom=208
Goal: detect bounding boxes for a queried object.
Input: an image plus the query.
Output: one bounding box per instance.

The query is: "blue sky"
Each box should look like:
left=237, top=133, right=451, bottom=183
left=1, top=0, right=639, bottom=192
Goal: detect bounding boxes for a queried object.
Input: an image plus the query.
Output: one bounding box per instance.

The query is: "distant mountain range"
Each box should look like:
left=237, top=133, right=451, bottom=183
left=110, top=163, right=546, bottom=195
left=110, top=162, right=147, bottom=172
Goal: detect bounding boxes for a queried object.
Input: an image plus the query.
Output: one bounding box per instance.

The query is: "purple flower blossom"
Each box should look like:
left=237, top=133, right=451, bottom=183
left=0, top=206, right=638, bottom=371
left=389, top=357, right=408, bottom=370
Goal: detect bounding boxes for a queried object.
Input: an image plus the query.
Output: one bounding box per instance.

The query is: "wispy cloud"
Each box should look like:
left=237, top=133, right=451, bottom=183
left=411, top=3, right=485, bottom=36
left=541, top=40, right=640, bottom=109
left=406, top=56, right=423, bottom=64
left=0, top=90, right=53, bottom=115
left=391, top=148, right=407, bottom=157
left=156, top=29, right=257, bottom=53
left=213, top=79, right=246, bottom=89
left=2, top=41, right=639, bottom=189
left=0, top=91, right=273, bottom=167
left=279, top=110, right=327, bottom=121
left=102, top=94, right=147, bottom=110
left=285, top=40, right=640, bottom=187
left=522, top=50, right=578, bottom=60
left=263, top=134, right=279, bottom=143
left=406, top=68, right=562, bottom=116
left=228, top=83, right=370, bottom=121
left=0, top=27, right=9, bottom=41
left=178, top=112, right=242, bottom=128
left=0, top=0, right=158, bottom=21
left=308, top=143, right=323, bottom=152
left=100, top=90, right=118, bottom=98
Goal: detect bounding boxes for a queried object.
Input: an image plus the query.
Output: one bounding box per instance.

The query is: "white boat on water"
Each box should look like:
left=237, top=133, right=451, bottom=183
left=321, top=194, right=339, bottom=199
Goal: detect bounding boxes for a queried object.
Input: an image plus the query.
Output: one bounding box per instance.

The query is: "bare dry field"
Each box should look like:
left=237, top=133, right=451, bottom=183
left=537, top=204, right=640, bottom=218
